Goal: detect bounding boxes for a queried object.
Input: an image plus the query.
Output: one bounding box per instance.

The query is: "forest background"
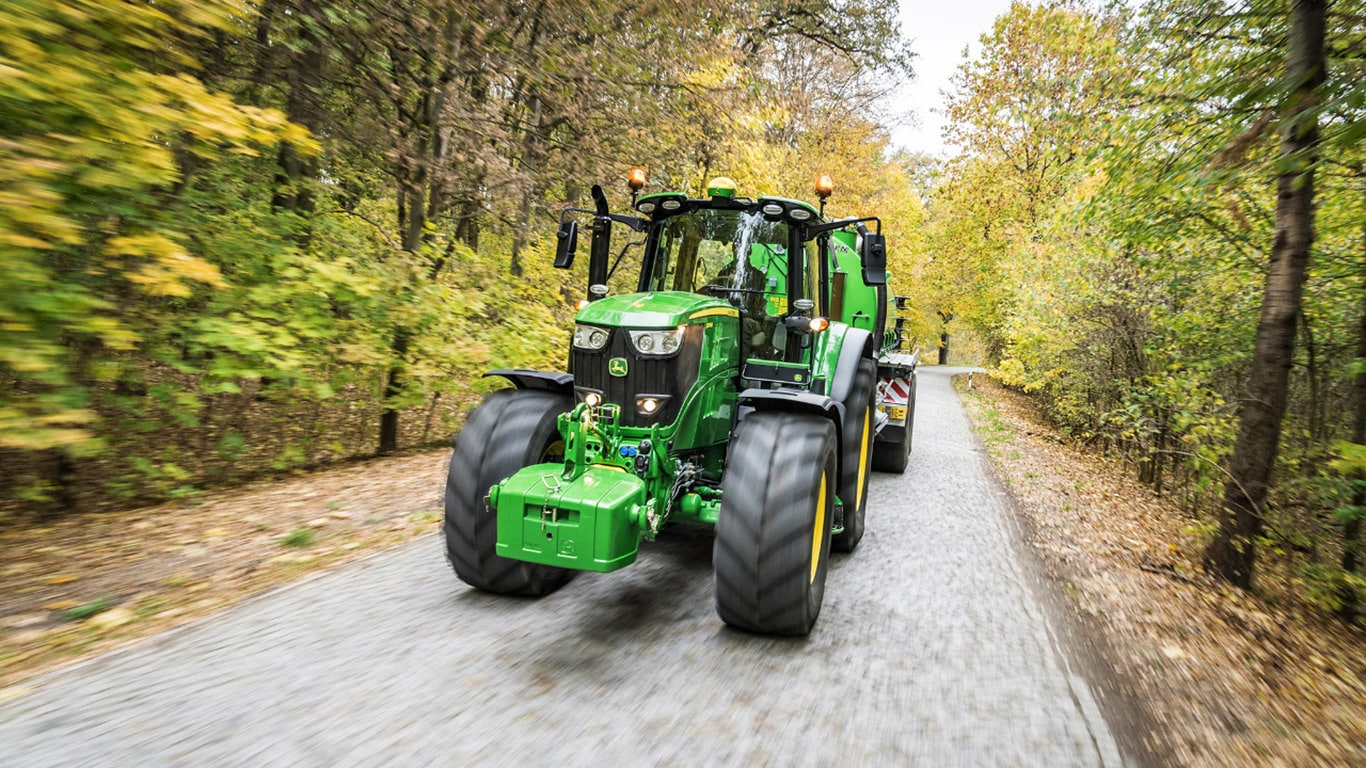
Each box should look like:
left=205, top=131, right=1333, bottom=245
left=0, top=0, right=1362, bottom=617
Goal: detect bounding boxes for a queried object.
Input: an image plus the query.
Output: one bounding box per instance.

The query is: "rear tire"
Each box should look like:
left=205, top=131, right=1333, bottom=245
left=443, top=388, right=575, bottom=596
left=715, top=412, right=837, bottom=635
left=833, top=358, right=876, bottom=553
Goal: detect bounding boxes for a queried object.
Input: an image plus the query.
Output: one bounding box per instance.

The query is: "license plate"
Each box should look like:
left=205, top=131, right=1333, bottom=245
left=879, top=405, right=907, bottom=422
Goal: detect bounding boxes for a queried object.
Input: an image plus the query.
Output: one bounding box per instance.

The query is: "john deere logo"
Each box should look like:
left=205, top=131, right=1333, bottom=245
left=608, top=358, right=629, bottom=377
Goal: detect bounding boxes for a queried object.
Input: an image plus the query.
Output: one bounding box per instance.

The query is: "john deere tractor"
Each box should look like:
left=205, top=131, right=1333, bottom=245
left=443, top=173, right=918, bottom=635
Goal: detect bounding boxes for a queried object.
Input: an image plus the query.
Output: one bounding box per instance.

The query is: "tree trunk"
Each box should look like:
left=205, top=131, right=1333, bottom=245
left=270, top=0, right=324, bottom=215
left=1206, top=0, right=1326, bottom=589
left=379, top=181, right=425, bottom=455
left=379, top=329, right=409, bottom=455
left=454, top=197, right=481, bottom=249
left=510, top=96, right=543, bottom=278
left=937, top=311, right=954, bottom=365
left=47, top=449, right=77, bottom=515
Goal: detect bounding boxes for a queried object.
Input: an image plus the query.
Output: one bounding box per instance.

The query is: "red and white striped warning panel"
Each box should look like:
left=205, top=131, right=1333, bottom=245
left=878, top=376, right=910, bottom=406
left=876, top=376, right=910, bottom=426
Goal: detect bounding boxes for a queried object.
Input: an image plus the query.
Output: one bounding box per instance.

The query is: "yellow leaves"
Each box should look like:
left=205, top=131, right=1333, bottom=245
left=997, top=358, right=1030, bottom=388
left=1329, top=441, right=1366, bottom=476
left=82, top=316, right=138, bottom=351
left=105, top=235, right=226, bottom=297
left=1071, top=167, right=1110, bottom=204
left=681, top=56, right=736, bottom=89
left=0, top=405, right=97, bottom=451
left=0, top=233, right=51, bottom=249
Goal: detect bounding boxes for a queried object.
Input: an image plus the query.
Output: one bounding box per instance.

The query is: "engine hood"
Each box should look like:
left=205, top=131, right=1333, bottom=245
left=575, top=291, right=738, bottom=328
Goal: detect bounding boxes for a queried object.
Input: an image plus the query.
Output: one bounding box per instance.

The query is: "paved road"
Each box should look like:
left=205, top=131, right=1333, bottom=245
left=0, top=366, right=1122, bottom=767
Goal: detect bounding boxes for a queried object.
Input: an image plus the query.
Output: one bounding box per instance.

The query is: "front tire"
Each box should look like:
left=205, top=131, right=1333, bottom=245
left=833, top=358, right=876, bottom=553
left=715, top=412, right=837, bottom=635
left=444, top=388, right=575, bottom=596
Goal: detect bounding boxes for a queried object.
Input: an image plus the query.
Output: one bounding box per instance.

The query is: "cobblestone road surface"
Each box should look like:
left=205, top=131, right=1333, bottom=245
left=0, top=366, right=1122, bottom=767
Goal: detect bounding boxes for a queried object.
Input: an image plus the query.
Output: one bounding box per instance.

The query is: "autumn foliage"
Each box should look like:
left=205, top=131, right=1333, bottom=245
left=0, top=1, right=914, bottom=513
left=924, top=0, right=1364, bottom=612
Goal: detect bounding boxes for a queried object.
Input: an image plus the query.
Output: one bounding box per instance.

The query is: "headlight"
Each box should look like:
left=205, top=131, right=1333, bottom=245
left=573, top=324, right=609, bottom=351
left=629, top=327, right=684, bottom=355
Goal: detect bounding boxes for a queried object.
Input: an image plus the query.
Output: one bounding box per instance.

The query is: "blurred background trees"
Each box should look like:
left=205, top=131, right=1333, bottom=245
left=924, top=0, right=1363, bottom=612
left=0, top=0, right=913, bottom=513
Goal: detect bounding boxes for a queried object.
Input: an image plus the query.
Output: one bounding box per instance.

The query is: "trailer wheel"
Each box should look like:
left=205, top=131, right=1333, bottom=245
left=715, top=412, right=837, bottom=635
left=872, top=379, right=914, bottom=473
left=444, top=388, right=575, bottom=596
left=833, top=358, right=876, bottom=553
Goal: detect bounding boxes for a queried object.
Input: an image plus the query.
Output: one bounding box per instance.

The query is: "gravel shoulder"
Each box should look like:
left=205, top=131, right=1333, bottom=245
left=958, top=374, right=1366, bottom=767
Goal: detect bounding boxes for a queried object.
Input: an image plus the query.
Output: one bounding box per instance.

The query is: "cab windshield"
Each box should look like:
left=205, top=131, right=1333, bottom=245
left=646, top=208, right=790, bottom=317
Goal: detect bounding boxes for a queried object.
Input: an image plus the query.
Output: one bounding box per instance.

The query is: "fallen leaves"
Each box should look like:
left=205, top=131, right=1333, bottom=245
left=87, top=607, right=133, bottom=630
left=961, top=374, right=1366, bottom=767
left=0, top=448, right=449, bottom=689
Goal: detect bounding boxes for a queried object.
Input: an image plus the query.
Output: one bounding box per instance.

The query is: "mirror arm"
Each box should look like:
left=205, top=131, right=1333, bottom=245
left=604, top=213, right=648, bottom=232
left=559, top=207, right=646, bottom=232
left=801, top=216, right=880, bottom=240
left=560, top=206, right=598, bottom=221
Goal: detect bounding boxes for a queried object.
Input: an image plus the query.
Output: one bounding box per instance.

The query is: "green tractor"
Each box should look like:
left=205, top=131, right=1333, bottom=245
left=443, top=173, right=918, bottom=635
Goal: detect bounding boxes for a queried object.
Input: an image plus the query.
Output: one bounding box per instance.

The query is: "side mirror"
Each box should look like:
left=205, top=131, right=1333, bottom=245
left=553, top=220, right=578, bottom=269
left=861, top=232, right=887, bottom=286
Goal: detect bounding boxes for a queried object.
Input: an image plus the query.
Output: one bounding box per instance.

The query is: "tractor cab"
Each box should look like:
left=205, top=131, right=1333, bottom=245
left=636, top=186, right=815, bottom=364
left=553, top=175, right=877, bottom=377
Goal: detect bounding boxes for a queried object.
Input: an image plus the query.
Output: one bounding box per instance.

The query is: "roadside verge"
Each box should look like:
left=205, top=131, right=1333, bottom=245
left=958, top=373, right=1365, bottom=767
left=0, top=449, right=450, bottom=694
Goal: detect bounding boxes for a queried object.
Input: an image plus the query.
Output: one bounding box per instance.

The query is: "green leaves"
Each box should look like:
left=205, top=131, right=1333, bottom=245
left=0, top=0, right=298, bottom=453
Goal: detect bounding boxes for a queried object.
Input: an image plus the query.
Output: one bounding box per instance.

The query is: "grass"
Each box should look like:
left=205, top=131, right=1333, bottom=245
left=408, top=509, right=440, bottom=525
left=134, top=598, right=167, bottom=619
left=280, top=528, right=313, bottom=548
left=61, top=597, right=114, bottom=622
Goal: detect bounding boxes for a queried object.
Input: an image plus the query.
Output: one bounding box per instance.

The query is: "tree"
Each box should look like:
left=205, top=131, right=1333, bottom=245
left=1206, top=0, right=1328, bottom=588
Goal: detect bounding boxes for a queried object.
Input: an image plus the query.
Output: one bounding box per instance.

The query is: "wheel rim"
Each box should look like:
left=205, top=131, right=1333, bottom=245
left=856, top=408, right=870, bottom=511
left=810, top=470, right=827, bottom=583
left=540, top=439, right=565, bottom=463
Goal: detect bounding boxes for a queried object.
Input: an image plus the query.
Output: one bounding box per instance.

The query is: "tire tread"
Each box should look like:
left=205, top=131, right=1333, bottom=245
left=443, top=389, right=574, bottom=596
left=715, top=413, right=836, bottom=635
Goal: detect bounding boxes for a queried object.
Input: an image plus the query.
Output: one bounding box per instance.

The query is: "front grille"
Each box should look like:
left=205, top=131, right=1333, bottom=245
left=571, top=325, right=703, bottom=427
